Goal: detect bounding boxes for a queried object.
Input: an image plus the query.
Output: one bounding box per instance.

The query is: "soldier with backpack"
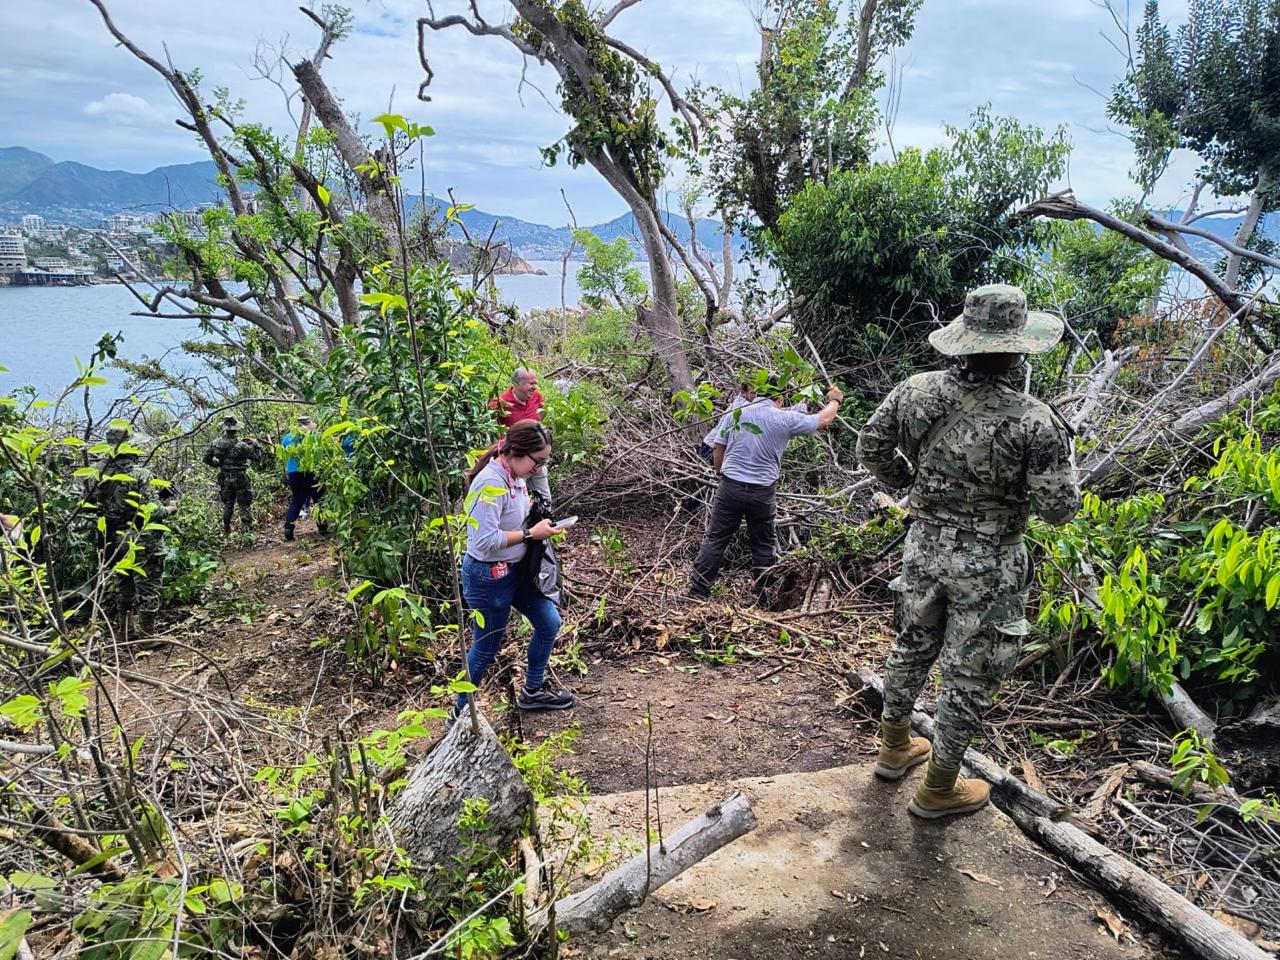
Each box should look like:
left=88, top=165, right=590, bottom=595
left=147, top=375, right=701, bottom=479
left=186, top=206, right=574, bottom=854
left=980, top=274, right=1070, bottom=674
left=857, top=284, right=1080, bottom=819
left=203, top=416, right=263, bottom=536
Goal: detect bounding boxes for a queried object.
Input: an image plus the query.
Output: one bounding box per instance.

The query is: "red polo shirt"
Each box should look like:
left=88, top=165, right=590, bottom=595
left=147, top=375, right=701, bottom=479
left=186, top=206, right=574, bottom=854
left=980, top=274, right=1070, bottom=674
left=490, top=387, right=544, bottom=427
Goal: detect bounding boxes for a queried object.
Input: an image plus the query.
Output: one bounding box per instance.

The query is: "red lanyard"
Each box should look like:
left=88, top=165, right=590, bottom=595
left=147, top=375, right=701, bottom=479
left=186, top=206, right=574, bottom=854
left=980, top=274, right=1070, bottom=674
left=496, top=456, right=522, bottom=496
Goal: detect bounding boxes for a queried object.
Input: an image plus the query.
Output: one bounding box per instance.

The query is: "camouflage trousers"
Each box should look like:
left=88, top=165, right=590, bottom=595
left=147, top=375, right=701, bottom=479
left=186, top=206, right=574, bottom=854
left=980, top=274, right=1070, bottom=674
left=219, top=472, right=253, bottom=529
left=881, top=522, right=1032, bottom=768
left=102, top=530, right=166, bottom=615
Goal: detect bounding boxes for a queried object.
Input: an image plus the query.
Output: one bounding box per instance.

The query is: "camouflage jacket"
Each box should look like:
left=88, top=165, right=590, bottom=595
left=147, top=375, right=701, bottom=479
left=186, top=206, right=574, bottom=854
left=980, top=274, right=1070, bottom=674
left=203, top=435, right=262, bottom=475
left=856, top=369, right=1080, bottom=536
left=86, top=457, right=170, bottom=533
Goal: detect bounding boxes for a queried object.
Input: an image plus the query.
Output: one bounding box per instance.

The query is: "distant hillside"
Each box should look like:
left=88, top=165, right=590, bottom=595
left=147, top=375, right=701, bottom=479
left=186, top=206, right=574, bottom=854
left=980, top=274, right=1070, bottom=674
left=0, top=147, right=55, bottom=199
left=403, top=195, right=747, bottom=262
left=0, top=148, right=746, bottom=260
left=0, top=148, right=232, bottom=222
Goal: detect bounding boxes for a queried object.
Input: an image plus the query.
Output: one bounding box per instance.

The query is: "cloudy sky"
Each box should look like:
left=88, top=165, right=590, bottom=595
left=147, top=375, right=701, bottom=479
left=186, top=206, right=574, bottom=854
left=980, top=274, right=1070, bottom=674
left=0, top=0, right=1201, bottom=225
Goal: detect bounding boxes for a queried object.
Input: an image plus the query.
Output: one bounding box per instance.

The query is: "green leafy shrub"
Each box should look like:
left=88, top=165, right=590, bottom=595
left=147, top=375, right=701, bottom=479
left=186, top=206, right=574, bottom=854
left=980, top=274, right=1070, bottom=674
left=770, top=107, right=1068, bottom=391
left=1033, top=402, right=1280, bottom=709
left=541, top=379, right=608, bottom=484
left=306, top=264, right=506, bottom=594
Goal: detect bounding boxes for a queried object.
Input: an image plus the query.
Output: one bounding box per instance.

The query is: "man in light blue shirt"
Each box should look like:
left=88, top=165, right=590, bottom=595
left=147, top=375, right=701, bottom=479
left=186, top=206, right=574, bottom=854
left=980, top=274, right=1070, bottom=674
left=690, top=382, right=843, bottom=603
left=698, top=383, right=756, bottom=463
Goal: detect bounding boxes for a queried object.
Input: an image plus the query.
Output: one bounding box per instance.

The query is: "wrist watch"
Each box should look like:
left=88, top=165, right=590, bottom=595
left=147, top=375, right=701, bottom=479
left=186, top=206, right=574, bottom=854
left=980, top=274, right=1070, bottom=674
left=521, top=526, right=532, bottom=543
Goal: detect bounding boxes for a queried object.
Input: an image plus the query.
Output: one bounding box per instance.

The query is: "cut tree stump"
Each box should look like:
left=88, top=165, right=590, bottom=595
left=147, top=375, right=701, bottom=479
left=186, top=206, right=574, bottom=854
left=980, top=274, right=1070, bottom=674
left=534, top=791, right=758, bottom=935
left=854, top=666, right=1272, bottom=960
left=389, top=711, right=532, bottom=870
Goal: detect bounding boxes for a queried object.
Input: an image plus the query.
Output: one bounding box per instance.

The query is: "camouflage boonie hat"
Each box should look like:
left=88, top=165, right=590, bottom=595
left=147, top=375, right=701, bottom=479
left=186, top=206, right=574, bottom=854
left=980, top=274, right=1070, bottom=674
left=105, top=425, right=131, bottom=445
left=929, top=284, right=1064, bottom=357
left=222, top=416, right=241, bottom=430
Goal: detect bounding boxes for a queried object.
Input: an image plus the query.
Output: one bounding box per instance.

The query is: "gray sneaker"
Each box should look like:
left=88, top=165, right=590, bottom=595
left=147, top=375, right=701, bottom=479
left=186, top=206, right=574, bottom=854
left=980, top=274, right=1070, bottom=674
left=517, top=684, right=575, bottom=711
left=445, top=702, right=463, bottom=729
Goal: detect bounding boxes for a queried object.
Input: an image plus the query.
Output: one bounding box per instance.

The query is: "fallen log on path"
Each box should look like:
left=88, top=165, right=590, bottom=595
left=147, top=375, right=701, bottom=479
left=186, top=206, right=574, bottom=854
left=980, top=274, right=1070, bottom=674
left=854, top=666, right=1272, bottom=960
left=533, top=791, right=758, bottom=935
left=1002, top=804, right=1273, bottom=960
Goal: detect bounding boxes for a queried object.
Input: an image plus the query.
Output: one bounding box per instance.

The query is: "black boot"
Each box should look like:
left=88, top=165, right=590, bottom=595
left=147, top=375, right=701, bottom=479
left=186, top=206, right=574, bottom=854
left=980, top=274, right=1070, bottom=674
left=284, top=523, right=295, bottom=541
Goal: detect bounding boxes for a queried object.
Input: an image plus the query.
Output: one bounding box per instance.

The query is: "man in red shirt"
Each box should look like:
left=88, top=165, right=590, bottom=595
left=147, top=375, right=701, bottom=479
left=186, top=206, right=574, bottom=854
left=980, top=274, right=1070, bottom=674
left=490, top=367, right=551, bottom=501
left=490, top=367, right=544, bottom=426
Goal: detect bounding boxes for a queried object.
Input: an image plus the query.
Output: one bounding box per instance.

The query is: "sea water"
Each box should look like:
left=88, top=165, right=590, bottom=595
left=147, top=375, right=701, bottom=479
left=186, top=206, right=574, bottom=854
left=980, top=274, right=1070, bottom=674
left=0, top=261, right=587, bottom=400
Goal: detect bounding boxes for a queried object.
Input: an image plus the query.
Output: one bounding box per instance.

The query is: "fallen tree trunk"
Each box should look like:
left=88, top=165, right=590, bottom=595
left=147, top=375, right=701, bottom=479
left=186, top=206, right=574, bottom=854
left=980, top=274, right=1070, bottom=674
left=1002, top=805, right=1273, bottom=960
left=1161, top=681, right=1218, bottom=744
left=534, top=791, right=757, bottom=935
left=389, top=712, right=532, bottom=871
left=855, top=667, right=1270, bottom=960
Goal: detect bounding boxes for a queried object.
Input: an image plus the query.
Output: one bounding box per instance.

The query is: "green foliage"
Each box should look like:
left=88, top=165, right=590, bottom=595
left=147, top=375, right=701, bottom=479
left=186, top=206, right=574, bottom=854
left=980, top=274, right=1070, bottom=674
left=692, top=0, right=916, bottom=231
left=345, top=581, right=437, bottom=683
left=307, top=263, right=506, bottom=592
left=1013, top=216, right=1171, bottom=347
left=562, top=305, right=652, bottom=381
left=1110, top=0, right=1280, bottom=199
left=520, top=1, right=668, bottom=200
left=1170, top=728, right=1231, bottom=793
left=540, top=379, right=608, bottom=483
left=814, top=513, right=904, bottom=567
left=590, top=526, right=636, bottom=577
left=160, top=493, right=224, bottom=604
left=1033, top=397, right=1280, bottom=708
left=573, top=229, right=647, bottom=310
left=770, top=107, right=1069, bottom=388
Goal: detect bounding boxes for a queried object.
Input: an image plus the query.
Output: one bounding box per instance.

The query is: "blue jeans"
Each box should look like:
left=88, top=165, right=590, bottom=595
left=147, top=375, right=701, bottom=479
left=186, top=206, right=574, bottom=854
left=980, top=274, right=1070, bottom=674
left=457, top=554, right=561, bottom=709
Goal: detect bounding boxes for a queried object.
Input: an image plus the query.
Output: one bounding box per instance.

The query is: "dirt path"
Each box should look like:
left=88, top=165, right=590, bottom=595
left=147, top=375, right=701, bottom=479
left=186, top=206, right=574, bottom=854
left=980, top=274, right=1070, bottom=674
left=574, top=765, right=1175, bottom=960
left=156, top=529, right=1188, bottom=960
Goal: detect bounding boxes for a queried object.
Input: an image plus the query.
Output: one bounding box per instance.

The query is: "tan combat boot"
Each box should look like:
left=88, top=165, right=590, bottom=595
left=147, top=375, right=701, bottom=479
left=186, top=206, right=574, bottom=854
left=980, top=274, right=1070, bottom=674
left=908, top=760, right=991, bottom=819
left=874, top=719, right=932, bottom=780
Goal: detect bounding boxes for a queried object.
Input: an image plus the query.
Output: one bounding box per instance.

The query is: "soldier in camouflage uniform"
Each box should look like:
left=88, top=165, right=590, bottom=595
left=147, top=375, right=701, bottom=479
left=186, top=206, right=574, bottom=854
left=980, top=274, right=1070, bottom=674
left=203, top=416, right=263, bottom=535
left=86, top=427, right=178, bottom=637
left=856, top=284, right=1080, bottom=819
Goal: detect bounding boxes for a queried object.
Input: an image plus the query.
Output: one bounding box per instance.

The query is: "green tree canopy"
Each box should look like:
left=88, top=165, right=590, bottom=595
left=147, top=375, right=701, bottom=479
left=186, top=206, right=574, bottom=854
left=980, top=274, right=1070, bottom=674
left=1110, top=0, right=1280, bottom=200
left=769, top=108, right=1068, bottom=387
left=694, top=0, right=921, bottom=235
left=1012, top=217, right=1171, bottom=349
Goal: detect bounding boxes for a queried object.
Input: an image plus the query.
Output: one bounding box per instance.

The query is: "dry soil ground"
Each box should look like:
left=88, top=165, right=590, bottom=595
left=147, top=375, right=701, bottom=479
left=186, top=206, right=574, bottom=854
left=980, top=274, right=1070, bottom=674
left=143, top=523, right=1185, bottom=960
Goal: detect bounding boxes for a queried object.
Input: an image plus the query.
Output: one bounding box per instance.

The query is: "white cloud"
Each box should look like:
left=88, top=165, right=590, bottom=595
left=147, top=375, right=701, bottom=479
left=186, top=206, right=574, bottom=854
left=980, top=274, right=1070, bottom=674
left=0, top=0, right=1216, bottom=222
left=83, top=92, right=163, bottom=125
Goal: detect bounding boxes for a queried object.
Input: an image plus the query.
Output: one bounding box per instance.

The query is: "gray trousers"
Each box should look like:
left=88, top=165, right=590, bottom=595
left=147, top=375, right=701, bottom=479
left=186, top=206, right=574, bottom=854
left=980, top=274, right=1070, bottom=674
left=690, top=477, right=777, bottom=600
left=528, top=465, right=551, bottom=503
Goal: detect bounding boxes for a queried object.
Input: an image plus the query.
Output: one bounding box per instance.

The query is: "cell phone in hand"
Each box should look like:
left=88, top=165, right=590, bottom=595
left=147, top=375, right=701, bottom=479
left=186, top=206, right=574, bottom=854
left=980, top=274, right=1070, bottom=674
left=553, top=516, right=579, bottom=529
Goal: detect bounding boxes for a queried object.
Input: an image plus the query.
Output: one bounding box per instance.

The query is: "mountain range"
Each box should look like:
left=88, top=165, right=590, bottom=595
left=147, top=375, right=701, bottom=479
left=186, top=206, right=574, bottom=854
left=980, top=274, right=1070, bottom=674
left=3, top=146, right=1273, bottom=267
left=0, top=146, right=743, bottom=261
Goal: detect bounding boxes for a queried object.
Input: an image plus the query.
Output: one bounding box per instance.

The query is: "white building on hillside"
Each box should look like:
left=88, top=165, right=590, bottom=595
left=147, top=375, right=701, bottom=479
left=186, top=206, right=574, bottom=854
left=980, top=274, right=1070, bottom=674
left=20, top=214, right=45, bottom=235
left=0, top=233, right=27, bottom=274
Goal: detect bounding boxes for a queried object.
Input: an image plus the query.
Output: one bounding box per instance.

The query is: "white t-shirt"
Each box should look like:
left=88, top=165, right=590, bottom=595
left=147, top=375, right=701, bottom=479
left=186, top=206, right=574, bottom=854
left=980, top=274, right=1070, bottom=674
left=712, top=399, right=820, bottom=485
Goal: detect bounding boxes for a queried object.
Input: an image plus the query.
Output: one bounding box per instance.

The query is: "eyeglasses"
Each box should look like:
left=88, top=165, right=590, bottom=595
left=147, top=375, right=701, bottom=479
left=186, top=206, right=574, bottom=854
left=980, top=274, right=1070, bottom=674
left=528, top=452, right=551, bottom=467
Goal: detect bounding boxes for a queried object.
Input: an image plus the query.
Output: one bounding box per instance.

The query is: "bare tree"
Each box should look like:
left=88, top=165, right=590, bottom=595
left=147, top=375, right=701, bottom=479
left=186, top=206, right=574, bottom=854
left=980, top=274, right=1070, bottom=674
left=86, top=1, right=400, bottom=356
left=417, top=1, right=701, bottom=393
